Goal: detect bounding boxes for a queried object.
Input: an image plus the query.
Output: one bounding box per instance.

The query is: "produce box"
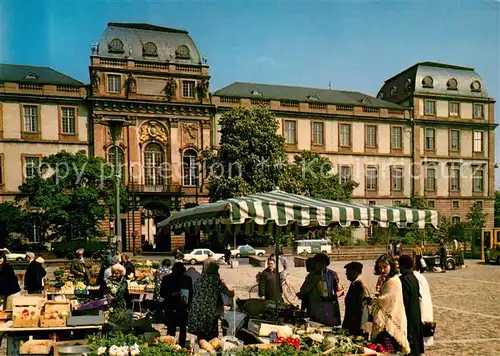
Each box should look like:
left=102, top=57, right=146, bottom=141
left=66, top=310, right=105, bottom=326
left=40, top=301, right=71, bottom=327
left=12, top=296, right=45, bottom=328
left=19, top=336, right=53, bottom=354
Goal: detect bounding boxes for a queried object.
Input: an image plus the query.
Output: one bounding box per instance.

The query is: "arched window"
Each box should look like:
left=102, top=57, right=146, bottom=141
left=108, top=38, right=124, bottom=53
left=108, top=146, right=125, bottom=183
left=143, top=42, right=158, bottom=56
left=144, top=143, right=165, bottom=186
left=176, top=45, right=190, bottom=59
left=183, top=149, right=198, bottom=187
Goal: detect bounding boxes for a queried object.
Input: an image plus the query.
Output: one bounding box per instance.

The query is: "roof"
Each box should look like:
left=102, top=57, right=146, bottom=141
left=378, top=61, right=489, bottom=104
left=96, top=22, right=203, bottom=66
left=214, top=82, right=404, bottom=109
left=0, top=63, right=83, bottom=86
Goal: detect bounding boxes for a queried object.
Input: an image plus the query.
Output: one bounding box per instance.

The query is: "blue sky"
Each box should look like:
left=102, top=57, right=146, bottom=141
left=1, top=0, right=499, bottom=182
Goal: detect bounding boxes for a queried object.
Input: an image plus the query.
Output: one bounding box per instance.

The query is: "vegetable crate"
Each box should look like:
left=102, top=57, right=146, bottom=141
left=19, top=337, right=53, bottom=355
left=40, top=301, right=71, bottom=328
left=12, top=296, right=46, bottom=328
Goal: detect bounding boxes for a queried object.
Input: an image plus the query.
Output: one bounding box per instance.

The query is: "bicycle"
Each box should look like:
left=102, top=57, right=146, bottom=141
left=249, top=274, right=299, bottom=306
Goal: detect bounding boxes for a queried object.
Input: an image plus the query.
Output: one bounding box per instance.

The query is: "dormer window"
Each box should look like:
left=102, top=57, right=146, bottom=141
left=143, top=42, right=158, bottom=56
left=404, top=78, right=412, bottom=91
left=377, top=93, right=384, bottom=99
left=470, top=80, right=482, bottom=92
left=390, top=86, right=397, bottom=97
left=308, top=94, right=319, bottom=101
left=108, top=38, right=124, bottom=53
left=422, top=76, right=434, bottom=88
left=176, top=45, right=190, bottom=59
left=24, top=72, right=38, bottom=80
left=447, top=78, right=458, bottom=90
left=361, top=98, right=371, bottom=105
left=251, top=90, right=262, bottom=96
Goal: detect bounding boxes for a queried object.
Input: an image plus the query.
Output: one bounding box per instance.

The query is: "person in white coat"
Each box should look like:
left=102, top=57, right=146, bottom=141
left=413, top=271, right=434, bottom=347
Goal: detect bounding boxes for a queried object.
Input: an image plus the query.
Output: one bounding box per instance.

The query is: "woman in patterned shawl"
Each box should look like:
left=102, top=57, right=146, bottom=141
left=187, top=262, right=234, bottom=340
left=104, top=264, right=130, bottom=310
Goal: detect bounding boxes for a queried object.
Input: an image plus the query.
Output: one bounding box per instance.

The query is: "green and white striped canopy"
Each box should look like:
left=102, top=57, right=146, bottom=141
left=158, top=190, right=438, bottom=234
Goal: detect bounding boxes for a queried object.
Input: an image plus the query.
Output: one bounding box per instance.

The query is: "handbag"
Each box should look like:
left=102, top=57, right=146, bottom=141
left=422, top=321, right=436, bottom=337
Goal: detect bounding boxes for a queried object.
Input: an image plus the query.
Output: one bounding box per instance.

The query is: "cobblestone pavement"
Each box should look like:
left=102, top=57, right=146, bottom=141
left=217, top=259, right=500, bottom=356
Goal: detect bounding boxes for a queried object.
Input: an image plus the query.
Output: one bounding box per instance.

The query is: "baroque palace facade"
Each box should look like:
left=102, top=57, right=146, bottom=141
left=0, top=22, right=496, bottom=250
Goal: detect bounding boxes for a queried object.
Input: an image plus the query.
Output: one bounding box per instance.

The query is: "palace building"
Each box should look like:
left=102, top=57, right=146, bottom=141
left=0, top=64, right=88, bottom=216
left=88, top=23, right=214, bottom=251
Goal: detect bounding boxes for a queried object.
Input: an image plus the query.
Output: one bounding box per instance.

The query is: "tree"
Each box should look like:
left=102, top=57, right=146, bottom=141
left=495, top=190, right=500, bottom=227
left=279, top=151, right=359, bottom=202
left=0, top=202, right=22, bottom=247
left=203, top=106, right=287, bottom=201
left=16, top=150, right=125, bottom=241
left=466, top=201, right=487, bottom=228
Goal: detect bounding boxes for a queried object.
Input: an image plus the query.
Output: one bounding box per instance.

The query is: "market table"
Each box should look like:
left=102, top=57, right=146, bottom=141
left=0, top=323, right=102, bottom=356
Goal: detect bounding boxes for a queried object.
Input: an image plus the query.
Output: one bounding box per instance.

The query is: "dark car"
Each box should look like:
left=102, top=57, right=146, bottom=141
left=52, top=240, right=111, bottom=260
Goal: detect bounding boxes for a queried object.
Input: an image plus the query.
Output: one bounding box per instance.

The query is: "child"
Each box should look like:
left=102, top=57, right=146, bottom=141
left=342, top=261, right=370, bottom=338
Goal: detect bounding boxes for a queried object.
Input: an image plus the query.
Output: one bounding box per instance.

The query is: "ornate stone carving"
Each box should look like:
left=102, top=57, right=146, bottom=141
left=196, top=78, right=209, bottom=103
left=91, top=43, right=99, bottom=55
left=126, top=73, right=137, bottom=97
left=91, top=70, right=100, bottom=94
left=182, top=123, right=199, bottom=145
left=139, top=121, right=168, bottom=144
left=202, top=121, right=211, bottom=129
left=163, top=77, right=177, bottom=101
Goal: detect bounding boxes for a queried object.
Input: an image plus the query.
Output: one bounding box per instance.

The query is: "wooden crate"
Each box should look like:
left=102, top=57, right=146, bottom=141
left=40, top=318, right=66, bottom=328
left=19, top=337, right=53, bottom=355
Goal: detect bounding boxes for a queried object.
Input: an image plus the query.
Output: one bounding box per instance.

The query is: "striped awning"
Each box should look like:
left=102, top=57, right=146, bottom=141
left=158, top=190, right=439, bottom=233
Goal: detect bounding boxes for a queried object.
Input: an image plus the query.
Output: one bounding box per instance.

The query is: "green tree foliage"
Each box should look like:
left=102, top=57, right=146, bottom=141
left=466, top=201, right=487, bottom=228
left=494, top=190, right=500, bottom=227
left=15, top=150, right=125, bottom=241
left=0, top=202, right=22, bottom=247
left=279, top=151, right=359, bottom=202
left=203, top=106, right=287, bottom=201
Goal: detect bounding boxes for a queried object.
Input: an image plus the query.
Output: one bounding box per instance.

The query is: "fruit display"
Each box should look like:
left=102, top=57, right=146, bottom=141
left=60, top=281, right=75, bottom=294
left=127, top=282, right=145, bottom=292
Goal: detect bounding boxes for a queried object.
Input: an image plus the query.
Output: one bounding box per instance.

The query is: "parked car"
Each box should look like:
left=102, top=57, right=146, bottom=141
left=486, top=245, right=500, bottom=264
left=0, top=249, right=26, bottom=262
left=231, top=245, right=266, bottom=258
left=51, top=240, right=111, bottom=260
left=183, top=249, right=224, bottom=265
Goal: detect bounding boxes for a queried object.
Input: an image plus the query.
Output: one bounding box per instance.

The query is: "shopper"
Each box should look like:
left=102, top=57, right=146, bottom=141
left=439, top=240, right=448, bottom=272
left=297, top=257, right=315, bottom=312
left=121, top=253, right=135, bottom=278
left=258, top=258, right=282, bottom=302
left=342, top=262, right=370, bottom=338
left=370, top=254, right=410, bottom=355
left=24, top=252, right=46, bottom=294
left=398, top=255, right=425, bottom=356
left=0, top=253, right=21, bottom=311
left=69, top=248, right=92, bottom=284
left=104, top=264, right=130, bottom=310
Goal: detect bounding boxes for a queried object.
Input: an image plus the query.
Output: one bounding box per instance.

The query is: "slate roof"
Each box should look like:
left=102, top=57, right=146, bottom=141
left=0, top=63, right=83, bottom=86
left=97, top=22, right=202, bottom=65
left=214, top=82, right=403, bottom=109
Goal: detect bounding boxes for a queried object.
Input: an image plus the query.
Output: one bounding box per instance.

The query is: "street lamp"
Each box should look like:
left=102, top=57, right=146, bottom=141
left=103, top=117, right=126, bottom=253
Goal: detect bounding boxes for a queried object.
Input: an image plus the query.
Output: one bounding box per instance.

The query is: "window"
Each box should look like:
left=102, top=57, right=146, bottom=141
left=392, top=167, right=403, bottom=191
left=107, top=75, right=121, bottom=93
left=426, top=168, right=436, bottom=191
left=25, top=157, right=40, bottom=179
left=108, top=38, right=124, bottom=53
left=450, top=102, right=460, bottom=116
left=339, top=124, right=351, bottom=147
left=176, top=45, right=191, bottom=59
left=340, top=166, right=352, bottom=184
left=476, top=201, right=483, bottom=208
left=447, top=78, right=458, bottom=90
left=391, top=127, right=403, bottom=150
left=183, top=149, right=198, bottom=187
left=108, top=146, right=125, bottom=183
left=284, top=120, right=296, bottom=144
left=473, top=131, right=484, bottom=152
left=143, top=42, right=157, bottom=56
left=312, top=122, right=324, bottom=145
left=449, top=129, right=460, bottom=151
left=450, top=168, right=460, bottom=192
left=23, top=105, right=39, bottom=132
left=61, top=107, right=76, bottom=134
left=144, top=143, right=165, bottom=186
left=182, top=81, right=195, bottom=98
left=366, top=125, right=377, bottom=148
left=424, top=100, right=436, bottom=115
left=425, top=128, right=435, bottom=150
left=452, top=216, right=461, bottom=225
left=393, top=200, right=402, bottom=206
left=366, top=167, right=378, bottom=191
left=422, top=76, right=433, bottom=88
left=473, top=104, right=484, bottom=119
left=427, top=200, right=435, bottom=209
left=452, top=200, right=460, bottom=209
left=473, top=168, right=484, bottom=192
left=368, top=201, right=377, bottom=206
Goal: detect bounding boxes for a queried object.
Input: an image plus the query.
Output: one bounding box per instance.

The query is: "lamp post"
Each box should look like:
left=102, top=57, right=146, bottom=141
left=104, top=117, right=126, bottom=253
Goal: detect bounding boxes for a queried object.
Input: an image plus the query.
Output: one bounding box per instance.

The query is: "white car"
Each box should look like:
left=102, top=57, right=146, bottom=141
left=231, top=245, right=266, bottom=258
left=183, top=249, right=224, bottom=265
left=0, top=249, right=27, bottom=262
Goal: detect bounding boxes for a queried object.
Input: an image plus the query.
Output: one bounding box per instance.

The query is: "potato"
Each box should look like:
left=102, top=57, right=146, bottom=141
left=209, top=338, right=221, bottom=351
left=199, top=340, right=215, bottom=352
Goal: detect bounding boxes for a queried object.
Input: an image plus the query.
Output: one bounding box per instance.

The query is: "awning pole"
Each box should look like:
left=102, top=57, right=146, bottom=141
left=275, top=228, right=281, bottom=322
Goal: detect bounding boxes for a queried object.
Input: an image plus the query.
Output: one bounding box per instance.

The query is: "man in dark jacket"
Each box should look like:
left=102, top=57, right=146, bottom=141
left=258, top=258, right=282, bottom=302
left=24, top=252, right=46, bottom=294
left=399, top=255, right=425, bottom=356
left=0, top=253, right=21, bottom=310
left=121, top=253, right=135, bottom=278
left=342, top=262, right=369, bottom=338
left=160, top=262, right=192, bottom=348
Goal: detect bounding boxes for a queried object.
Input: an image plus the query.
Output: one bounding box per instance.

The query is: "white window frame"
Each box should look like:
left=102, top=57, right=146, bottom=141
left=182, top=81, right=195, bottom=98
left=366, top=125, right=377, bottom=148
left=183, top=150, right=198, bottom=187
left=473, top=168, right=484, bottom=192
left=426, top=168, right=436, bottom=191
left=339, top=124, right=351, bottom=147
left=23, top=105, right=39, bottom=132
left=449, top=102, right=460, bottom=117
left=25, top=157, right=41, bottom=179
left=424, top=100, right=436, bottom=115
left=107, top=74, right=121, bottom=93
left=392, top=167, right=403, bottom=191
left=473, top=104, right=484, bottom=119
left=61, top=107, right=76, bottom=134
left=340, top=166, right=352, bottom=184
left=450, top=168, right=460, bottom=192
left=366, top=167, right=378, bottom=191
left=312, top=122, right=324, bottom=145
left=452, top=216, right=461, bottom=225
left=425, top=128, right=435, bottom=150
left=450, top=129, right=460, bottom=151
left=473, top=131, right=484, bottom=152
left=391, top=126, right=403, bottom=149
left=284, top=120, right=296, bottom=144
